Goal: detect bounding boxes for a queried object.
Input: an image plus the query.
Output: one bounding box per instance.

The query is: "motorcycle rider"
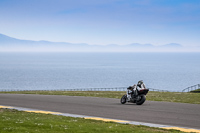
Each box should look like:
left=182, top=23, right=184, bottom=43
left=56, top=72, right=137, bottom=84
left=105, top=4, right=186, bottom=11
left=127, top=80, right=146, bottom=101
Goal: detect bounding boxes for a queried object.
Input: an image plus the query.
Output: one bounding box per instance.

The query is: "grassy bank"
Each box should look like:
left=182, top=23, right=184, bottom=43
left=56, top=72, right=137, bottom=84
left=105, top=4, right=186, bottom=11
left=1, top=91, right=200, bottom=104
left=191, top=89, right=200, bottom=92
left=0, top=108, right=183, bottom=133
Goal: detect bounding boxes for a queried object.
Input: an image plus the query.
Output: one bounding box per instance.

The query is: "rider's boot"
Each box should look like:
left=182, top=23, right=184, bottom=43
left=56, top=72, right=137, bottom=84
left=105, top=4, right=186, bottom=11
left=133, top=90, right=138, bottom=98
left=133, top=94, right=137, bottom=98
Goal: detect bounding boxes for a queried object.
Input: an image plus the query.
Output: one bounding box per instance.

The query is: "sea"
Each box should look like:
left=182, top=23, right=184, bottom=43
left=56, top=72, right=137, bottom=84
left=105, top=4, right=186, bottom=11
left=0, top=52, right=200, bottom=92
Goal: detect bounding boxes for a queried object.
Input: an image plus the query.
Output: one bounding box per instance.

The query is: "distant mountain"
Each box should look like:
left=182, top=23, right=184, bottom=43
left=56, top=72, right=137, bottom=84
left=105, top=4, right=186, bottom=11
left=161, top=43, right=182, bottom=47
left=0, top=33, right=21, bottom=44
left=127, top=43, right=154, bottom=47
left=0, top=33, right=73, bottom=46
left=0, top=33, right=190, bottom=52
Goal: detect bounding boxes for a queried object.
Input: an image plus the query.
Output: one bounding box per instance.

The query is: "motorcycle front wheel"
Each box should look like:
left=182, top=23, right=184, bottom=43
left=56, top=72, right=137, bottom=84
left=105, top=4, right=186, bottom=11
left=120, top=95, right=127, bottom=104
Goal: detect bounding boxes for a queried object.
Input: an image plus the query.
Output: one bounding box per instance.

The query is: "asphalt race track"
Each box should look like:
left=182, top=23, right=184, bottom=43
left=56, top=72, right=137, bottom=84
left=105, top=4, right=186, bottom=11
left=0, top=94, right=200, bottom=129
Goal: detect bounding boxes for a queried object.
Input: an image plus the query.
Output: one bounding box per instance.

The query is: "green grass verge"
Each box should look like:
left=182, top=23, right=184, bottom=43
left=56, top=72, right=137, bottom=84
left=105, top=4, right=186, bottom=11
left=191, top=89, right=200, bottom=92
left=0, top=108, right=183, bottom=133
left=1, top=91, right=200, bottom=104
left=147, top=91, right=200, bottom=104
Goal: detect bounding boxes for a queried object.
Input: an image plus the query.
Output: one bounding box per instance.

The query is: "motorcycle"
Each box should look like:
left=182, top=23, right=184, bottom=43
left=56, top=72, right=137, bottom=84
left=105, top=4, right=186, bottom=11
left=120, top=88, right=149, bottom=105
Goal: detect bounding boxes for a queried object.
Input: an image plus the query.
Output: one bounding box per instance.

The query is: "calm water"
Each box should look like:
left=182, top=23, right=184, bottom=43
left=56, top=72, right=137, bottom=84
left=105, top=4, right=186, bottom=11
left=0, top=52, right=200, bottom=92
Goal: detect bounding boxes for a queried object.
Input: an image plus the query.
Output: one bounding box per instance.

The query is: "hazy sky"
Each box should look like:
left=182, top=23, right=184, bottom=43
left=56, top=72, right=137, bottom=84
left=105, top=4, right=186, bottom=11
left=0, top=0, right=200, bottom=46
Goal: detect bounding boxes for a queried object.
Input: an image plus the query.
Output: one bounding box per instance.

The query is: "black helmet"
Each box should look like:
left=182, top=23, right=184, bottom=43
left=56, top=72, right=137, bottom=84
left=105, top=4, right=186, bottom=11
left=138, top=80, right=143, bottom=85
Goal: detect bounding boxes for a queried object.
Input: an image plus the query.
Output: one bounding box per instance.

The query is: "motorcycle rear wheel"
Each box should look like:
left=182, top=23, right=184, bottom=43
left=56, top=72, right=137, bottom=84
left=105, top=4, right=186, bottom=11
left=136, top=95, right=146, bottom=105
